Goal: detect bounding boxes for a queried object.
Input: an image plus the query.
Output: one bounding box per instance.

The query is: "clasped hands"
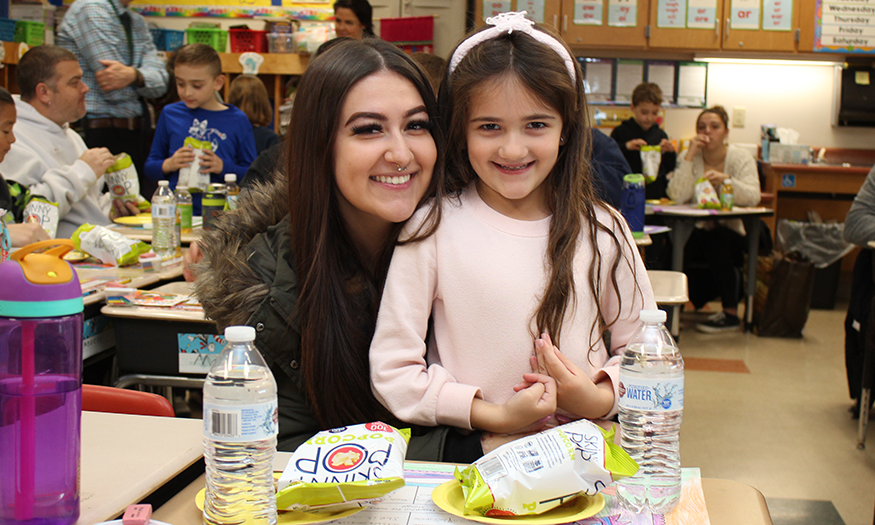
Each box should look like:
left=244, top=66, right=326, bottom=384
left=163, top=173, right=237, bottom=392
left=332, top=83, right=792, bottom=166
left=470, top=333, right=613, bottom=435
left=163, top=146, right=223, bottom=175
left=626, top=138, right=676, bottom=153
left=95, top=60, right=137, bottom=92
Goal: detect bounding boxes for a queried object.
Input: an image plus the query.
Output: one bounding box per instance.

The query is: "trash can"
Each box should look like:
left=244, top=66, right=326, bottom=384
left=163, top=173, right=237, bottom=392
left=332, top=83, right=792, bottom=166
left=776, top=219, right=854, bottom=310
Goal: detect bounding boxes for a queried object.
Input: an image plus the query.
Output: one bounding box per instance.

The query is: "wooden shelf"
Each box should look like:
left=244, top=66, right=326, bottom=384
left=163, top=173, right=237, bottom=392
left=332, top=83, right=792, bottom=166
left=219, top=52, right=309, bottom=75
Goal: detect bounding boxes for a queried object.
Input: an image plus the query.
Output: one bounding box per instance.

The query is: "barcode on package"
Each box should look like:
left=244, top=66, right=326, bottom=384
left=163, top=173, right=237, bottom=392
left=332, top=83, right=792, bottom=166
left=210, top=410, right=240, bottom=438
left=479, top=457, right=507, bottom=481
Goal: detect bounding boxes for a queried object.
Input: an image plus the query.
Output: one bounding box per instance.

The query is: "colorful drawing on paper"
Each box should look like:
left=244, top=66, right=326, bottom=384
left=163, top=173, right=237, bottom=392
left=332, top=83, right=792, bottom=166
left=178, top=333, right=226, bottom=374
left=129, top=3, right=333, bottom=19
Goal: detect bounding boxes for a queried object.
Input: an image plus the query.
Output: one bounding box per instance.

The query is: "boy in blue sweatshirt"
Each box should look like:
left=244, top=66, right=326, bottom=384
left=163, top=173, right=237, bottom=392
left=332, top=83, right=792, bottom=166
left=144, top=43, right=256, bottom=212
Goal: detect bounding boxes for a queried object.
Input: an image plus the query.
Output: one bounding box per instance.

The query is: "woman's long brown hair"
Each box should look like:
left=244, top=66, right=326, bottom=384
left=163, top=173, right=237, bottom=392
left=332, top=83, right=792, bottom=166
left=286, top=39, right=443, bottom=428
left=438, top=24, right=641, bottom=354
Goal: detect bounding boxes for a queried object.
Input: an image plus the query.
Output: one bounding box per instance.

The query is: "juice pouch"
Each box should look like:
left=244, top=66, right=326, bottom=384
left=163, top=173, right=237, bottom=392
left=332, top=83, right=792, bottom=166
left=72, top=223, right=151, bottom=266
left=456, top=419, right=638, bottom=517
left=23, top=197, right=59, bottom=238
left=640, top=145, right=661, bottom=184
left=178, top=137, right=212, bottom=191
left=694, top=177, right=722, bottom=209
left=276, top=422, right=408, bottom=512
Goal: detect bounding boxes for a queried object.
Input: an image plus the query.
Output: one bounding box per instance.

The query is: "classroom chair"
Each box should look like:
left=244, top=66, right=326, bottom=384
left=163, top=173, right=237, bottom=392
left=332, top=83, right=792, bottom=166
left=82, top=384, right=176, bottom=418
left=647, top=270, right=689, bottom=338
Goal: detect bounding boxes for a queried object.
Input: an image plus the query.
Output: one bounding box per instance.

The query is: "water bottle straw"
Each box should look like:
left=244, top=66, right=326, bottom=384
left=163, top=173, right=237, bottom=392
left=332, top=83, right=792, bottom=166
left=16, top=320, right=36, bottom=520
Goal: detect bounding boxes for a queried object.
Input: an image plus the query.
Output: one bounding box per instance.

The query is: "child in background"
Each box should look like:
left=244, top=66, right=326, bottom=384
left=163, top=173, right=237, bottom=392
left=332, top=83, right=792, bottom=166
left=144, top=43, right=256, bottom=212
left=228, top=75, right=281, bottom=155
left=610, top=82, right=676, bottom=200
left=369, top=13, right=655, bottom=456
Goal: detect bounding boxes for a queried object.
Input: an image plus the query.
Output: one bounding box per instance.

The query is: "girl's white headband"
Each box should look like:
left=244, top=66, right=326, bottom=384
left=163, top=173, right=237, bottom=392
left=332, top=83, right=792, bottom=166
left=447, top=11, right=577, bottom=83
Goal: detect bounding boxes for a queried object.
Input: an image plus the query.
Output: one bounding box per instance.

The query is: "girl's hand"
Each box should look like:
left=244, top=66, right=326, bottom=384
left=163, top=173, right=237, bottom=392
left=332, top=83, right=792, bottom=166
left=521, top=333, right=613, bottom=419
left=704, top=169, right=729, bottom=186
left=626, top=138, right=647, bottom=151
left=471, top=374, right=557, bottom=434
left=199, top=150, right=224, bottom=174
left=163, top=146, right=194, bottom=173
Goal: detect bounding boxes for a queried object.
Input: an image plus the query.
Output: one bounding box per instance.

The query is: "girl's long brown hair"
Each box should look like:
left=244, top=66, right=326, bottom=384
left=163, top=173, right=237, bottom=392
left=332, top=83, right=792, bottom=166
left=286, top=39, right=443, bottom=428
left=438, top=24, right=641, bottom=353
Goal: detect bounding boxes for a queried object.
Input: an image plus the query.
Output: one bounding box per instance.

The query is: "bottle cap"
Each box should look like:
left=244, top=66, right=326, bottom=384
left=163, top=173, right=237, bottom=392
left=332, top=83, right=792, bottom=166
left=176, top=184, right=188, bottom=190
left=639, top=309, right=667, bottom=323
left=0, top=239, right=83, bottom=317
left=225, top=325, right=256, bottom=342
left=158, top=180, right=169, bottom=186
left=224, top=174, right=237, bottom=183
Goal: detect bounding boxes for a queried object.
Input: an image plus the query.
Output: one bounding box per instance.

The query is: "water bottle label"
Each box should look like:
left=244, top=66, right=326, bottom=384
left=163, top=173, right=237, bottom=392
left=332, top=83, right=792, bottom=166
left=203, top=400, right=278, bottom=442
left=152, top=203, right=175, bottom=218
left=618, top=375, right=684, bottom=411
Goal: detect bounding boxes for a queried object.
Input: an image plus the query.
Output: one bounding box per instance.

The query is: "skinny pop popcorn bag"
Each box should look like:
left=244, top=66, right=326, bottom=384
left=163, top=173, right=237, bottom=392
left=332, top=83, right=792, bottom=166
left=72, top=223, right=151, bottom=266
left=455, top=419, right=638, bottom=517
left=178, top=137, right=212, bottom=191
left=640, top=145, right=661, bottom=184
left=105, top=153, right=149, bottom=210
left=276, top=422, right=408, bottom=512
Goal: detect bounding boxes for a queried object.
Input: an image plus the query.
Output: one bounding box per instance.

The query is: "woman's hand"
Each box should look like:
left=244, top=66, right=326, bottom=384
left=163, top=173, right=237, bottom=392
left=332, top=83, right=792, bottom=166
left=183, top=240, right=203, bottom=282
left=704, top=169, right=729, bottom=187
left=685, top=133, right=710, bottom=161
left=515, top=333, right=613, bottom=420
left=471, top=374, right=557, bottom=434
left=8, top=222, right=50, bottom=247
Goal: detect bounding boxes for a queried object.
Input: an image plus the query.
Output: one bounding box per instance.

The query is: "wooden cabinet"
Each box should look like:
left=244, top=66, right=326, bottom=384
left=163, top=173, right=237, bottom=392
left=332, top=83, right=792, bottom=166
left=558, top=0, right=648, bottom=48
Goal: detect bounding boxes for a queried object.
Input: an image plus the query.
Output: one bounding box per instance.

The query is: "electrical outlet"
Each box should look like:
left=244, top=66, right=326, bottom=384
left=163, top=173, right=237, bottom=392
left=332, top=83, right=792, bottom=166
left=732, top=107, right=746, bottom=128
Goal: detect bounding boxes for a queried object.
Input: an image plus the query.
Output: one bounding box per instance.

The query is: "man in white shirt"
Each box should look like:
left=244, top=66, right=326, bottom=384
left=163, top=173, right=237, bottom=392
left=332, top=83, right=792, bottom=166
left=0, top=46, right=139, bottom=238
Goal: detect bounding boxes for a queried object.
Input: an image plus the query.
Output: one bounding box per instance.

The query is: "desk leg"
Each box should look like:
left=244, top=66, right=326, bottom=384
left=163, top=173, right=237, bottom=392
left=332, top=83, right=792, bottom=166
left=668, top=220, right=694, bottom=272
left=743, top=217, right=760, bottom=332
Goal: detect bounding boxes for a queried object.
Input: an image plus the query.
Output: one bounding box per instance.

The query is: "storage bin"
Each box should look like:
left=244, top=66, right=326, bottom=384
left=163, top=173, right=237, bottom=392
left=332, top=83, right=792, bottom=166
left=229, top=28, right=268, bottom=53
left=0, top=18, right=16, bottom=42
left=185, top=27, right=227, bottom=53
left=14, top=20, right=44, bottom=46
left=266, top=33, right=295, bottom=53
left=150, top=28, right=185, bottom=52
left=380, top=16, right=433, bottom=43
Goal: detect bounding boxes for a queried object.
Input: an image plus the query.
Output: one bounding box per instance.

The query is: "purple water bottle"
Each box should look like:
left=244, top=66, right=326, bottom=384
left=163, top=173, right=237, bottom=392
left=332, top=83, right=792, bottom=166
left=622, top=173, right=646, bottom=239
left=0, top=239, right=83, bottom=525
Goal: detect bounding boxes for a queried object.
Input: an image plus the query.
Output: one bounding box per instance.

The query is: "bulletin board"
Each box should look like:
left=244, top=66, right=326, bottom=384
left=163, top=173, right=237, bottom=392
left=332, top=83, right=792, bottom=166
left=813, top=0, right=875, bottom=54
left=578, top=57, right=708, bottom=107
left=84, top=0, right=335, bottom=19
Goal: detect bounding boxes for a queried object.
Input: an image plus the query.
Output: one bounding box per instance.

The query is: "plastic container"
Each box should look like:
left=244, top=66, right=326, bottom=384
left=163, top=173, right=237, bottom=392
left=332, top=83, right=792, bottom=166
left=0, top=18, right=17, bottom=42
left=202, top=183, right=226, bottom=231
left=203, top=326, right=278, bottom=525
left=151, top=180, right=179, bottom=260
left=175, top=185, right=193, bottom=234
left=0, top=239, right=84, bottom=525
left=379, top=16, right=433, bottom=43
left=229, top=28, right=268, bottom=53
left=14, top=20, right=44, bottom=46
left=185, top=28, right=228, bottom=53
left=149, top=28, right=185, bottom=51
left=224, top=174, right=239, bottom=211
left=621, top=173, right=645, bottom=238
left=616, top=309, right=684, bottom=514
left=719, top=179, right=734, bottom=210
left=266, top=33, right=295, bottom=53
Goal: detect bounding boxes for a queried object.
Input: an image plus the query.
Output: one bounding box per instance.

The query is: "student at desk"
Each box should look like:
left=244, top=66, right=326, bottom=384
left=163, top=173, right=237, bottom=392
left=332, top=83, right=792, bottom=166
left=667, top=105, right=760, bottom=333
left=191, top=39, right=467, bottom=460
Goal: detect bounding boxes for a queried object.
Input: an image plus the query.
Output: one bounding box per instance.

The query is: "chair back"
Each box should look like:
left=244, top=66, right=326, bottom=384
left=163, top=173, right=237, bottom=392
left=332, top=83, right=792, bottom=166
left=82, top=384, right=175, bottom=417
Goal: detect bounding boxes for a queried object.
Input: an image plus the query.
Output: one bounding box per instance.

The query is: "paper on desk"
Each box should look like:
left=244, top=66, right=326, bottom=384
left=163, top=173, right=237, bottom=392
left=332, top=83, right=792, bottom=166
left=326, top=466, right=709, bottom=525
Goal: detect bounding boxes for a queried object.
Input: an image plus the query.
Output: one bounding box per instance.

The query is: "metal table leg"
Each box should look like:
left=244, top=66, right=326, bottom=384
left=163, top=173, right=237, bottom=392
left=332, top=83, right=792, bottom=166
left=743, top=217, right=761, bottom=332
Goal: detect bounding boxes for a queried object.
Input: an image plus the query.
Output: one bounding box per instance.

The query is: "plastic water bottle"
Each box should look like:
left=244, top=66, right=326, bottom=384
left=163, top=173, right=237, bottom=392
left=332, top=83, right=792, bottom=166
left=203, top=326, right=278, bottom=525
left=224, top=174, right=240, bottom=211
left=151, top=181, right=179, bottom=260
left=616, top=309, right=684, bottom=514
left=175, top=185, right=193, bottom=234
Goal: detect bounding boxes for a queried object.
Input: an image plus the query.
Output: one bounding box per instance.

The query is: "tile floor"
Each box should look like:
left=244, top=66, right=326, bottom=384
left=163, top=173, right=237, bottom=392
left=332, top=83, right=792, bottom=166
left=679, top=303, right=875, bottom=525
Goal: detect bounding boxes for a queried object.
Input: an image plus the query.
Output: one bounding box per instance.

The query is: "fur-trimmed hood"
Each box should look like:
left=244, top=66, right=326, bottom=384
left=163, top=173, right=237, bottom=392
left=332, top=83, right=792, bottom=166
left=194, top=179, right=290, bottom=330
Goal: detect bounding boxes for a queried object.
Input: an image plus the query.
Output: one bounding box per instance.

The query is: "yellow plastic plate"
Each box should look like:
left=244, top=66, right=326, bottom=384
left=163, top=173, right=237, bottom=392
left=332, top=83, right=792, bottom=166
left=113, top=213, right=152, bottom=225
left=195, top=479, right=365, bottom=525
left=430, top=480, right=605, bottom=524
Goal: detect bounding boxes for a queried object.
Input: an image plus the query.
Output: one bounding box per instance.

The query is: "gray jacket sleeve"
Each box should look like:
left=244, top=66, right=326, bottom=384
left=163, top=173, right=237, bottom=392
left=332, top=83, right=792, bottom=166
left=844, top=164, right=875, bottom=246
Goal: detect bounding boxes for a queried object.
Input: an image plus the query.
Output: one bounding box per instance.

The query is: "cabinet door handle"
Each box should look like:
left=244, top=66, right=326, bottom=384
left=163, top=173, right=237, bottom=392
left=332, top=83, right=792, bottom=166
left=553, top=14, right=558, bottom=29
left=563, top=14, right=568, bottom=32
left=725, top=17, right=730, bottom=38
left=715, top=18, right=720, bottom=38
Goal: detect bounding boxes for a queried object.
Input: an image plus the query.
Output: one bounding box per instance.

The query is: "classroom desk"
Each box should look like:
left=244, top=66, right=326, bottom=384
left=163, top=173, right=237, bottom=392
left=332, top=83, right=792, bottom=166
left=79, top=262, right=184, bottom=307
left=152, top=454, right=773, bottom=525
left=108, top=225, right=203, bottom=245
left=78, top=411, right=203, bottom=525
left=648, top=205, right=774, bottom=331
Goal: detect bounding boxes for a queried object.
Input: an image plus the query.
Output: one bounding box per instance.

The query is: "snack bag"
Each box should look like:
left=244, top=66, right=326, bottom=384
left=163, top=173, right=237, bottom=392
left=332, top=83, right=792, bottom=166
left=72, top=223, right=151, bottom=266
left=276, top=422, right=408, bottom=512
left=0, top=208, right=9, bottom=263
left=23, top=197, right=59, bottom=238
left=105, top=153, right=150, bottom=211
left=178, top=137, right=212, bottom=191
left=456, top=419, right=638, bottom=517
left=694, top=177, right=721, bottom=209
left=640, top=145, right=661, bottom=184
